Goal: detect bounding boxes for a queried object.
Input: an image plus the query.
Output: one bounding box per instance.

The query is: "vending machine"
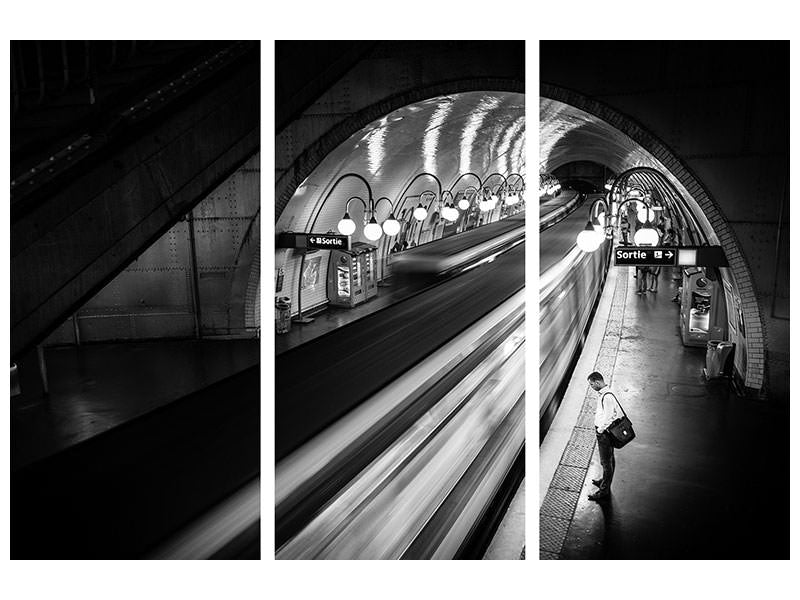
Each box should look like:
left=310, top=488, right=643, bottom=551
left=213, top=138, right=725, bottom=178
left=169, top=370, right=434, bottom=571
left=327, top=243, right=378, bottom=308
left=680, top=267, right=727, bottom=347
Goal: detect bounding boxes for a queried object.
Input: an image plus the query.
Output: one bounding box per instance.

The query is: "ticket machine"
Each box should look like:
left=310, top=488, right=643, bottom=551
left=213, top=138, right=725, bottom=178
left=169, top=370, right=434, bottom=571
left=327, top=242, right=378, bottom=308
left=680, top=267, right=727, bottom=347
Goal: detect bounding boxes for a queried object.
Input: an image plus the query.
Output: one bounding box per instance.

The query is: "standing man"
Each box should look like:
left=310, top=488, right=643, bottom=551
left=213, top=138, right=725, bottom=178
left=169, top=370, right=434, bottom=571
left=587, top=372, right=623, bottom=501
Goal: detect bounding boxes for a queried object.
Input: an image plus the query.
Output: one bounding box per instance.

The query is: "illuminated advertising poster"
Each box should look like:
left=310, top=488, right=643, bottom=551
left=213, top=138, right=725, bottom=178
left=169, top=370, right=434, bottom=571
left=337, top=265, right=350, bottom=297
left=301, top=256, right=321, bottom=290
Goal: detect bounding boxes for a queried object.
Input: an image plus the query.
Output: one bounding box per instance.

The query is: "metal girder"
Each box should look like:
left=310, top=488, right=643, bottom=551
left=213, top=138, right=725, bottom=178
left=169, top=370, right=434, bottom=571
left=11, top=49, right=259, bottom=360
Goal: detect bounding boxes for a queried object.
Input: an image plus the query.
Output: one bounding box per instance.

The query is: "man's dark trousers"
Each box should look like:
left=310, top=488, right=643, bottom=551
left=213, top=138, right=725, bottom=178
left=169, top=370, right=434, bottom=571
left=596, top=431, right=615, bottom=492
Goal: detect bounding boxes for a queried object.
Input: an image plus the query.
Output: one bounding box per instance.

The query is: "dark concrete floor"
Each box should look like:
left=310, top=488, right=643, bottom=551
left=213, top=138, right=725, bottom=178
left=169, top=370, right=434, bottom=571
left=12, top=338, right=259, bottom=470
left=561, top=270, right=789, bottom=559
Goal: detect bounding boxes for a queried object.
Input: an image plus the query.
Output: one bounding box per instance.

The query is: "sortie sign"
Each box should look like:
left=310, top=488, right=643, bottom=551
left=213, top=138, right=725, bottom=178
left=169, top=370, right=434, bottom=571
left=614, top=247, right=677, bottom=266
left=276, top=232, right=351, bottom=251
left=307, top=234, right=349, bottom=250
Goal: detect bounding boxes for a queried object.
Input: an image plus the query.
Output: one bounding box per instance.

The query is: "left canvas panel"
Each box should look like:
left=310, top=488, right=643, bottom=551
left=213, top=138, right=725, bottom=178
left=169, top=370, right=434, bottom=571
left=10, top=40, right=260, bottom=559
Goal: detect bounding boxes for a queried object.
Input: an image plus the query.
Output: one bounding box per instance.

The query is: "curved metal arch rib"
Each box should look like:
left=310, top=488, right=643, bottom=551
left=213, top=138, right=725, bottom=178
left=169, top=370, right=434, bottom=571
left=309, top=173, right=374, bottom=232
left=610, top=166, right=708, bottom=245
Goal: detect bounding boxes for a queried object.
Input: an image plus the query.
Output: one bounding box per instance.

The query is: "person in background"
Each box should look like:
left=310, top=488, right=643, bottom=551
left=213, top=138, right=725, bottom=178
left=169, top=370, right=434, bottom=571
left=648, top=265, right=661, bottom=292
left=636, top=265, right=649, bottom=294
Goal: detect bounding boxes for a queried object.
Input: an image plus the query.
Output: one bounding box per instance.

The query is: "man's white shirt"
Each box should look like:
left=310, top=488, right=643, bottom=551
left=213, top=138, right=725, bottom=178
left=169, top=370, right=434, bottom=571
left=594, top=385, right=623, bottom=432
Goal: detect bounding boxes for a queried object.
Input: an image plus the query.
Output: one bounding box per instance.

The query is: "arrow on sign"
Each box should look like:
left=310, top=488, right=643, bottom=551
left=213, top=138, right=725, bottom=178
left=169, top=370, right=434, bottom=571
left=665, top=251, right=674, bottom=258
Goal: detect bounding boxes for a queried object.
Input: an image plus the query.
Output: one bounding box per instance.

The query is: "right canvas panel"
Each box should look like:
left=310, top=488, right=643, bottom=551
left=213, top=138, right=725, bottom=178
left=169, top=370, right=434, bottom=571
left=539, top=40, right=789, bottom=559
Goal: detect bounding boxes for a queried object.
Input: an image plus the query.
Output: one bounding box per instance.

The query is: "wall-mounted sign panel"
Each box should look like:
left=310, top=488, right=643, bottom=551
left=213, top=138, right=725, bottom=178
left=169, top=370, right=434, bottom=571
left=614, top=247, right=677, bottom=266
left=277, top=232, right=351, bottom=251
left=614, top=246, right=727, bottom=267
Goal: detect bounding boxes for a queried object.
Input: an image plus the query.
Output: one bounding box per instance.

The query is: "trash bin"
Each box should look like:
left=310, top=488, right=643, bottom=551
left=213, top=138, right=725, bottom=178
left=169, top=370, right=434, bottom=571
left=705, top=340, right=734, bottom=379
left=11, top=362, right=21, bottom=397
left=717, top=341, right=735, bottom=376
left=275, top=296, right=292, bottom=334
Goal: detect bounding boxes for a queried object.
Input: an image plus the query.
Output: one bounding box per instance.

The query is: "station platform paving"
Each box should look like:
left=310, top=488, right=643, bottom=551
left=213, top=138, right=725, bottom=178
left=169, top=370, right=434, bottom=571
left=540, top=264, right=789, bottom=559
left=484, top=479, right=526, bottom=560
left=12, top=338, right=259, bottom=470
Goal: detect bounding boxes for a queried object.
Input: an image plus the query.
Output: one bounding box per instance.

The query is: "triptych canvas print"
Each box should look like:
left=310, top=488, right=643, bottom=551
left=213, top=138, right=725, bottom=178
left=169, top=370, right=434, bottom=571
left=7, top=39, right=789, bottom=565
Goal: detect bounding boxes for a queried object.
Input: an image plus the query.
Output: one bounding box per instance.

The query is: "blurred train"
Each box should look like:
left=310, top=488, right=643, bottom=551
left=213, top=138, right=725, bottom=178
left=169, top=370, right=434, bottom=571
left=277, top=291, right=525, bottom=559
left=539, top=224, right=610, bottom=439
left=390, top=211, right=525, bottom=282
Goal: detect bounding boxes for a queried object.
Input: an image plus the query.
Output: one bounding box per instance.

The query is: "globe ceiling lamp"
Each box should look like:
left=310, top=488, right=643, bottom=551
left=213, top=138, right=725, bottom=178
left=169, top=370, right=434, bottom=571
left=337, top=212, right=357, bottom=236
left=334, top=192, right=400, bottom=242
left=458, top=185, right=480, bottom=211
left=596, top=165, right=704, bottom=253
left=312, top=173, right=376, bottom=239
left=488, top=184, right=503, bottom=210
left=577, top=221, right=603, bottom=252
left=393, top=172, right=444, bottom=227
left=575, top=193, right=611, bottom=252
left=593, top=212, right=606, bottom=235
left=373, top=196, right=401, bottom=237
left=382, top=212, right=401, bottom=236
left=506, top=174, right=525, bottom=206
left=440, top=190, right=458, bottom=222
left=482, top=172, right=510, bottom=212
left=634, top=223, right=660, bottom=246
left=336, top=196, right=370, bottom=237
left=478, top=189, right=492, bottom=212
left=363, top=216, right=383, bottom=241
left=413, top=190, right=437, bottom=221
left=637, top=204, right=656, bottom=224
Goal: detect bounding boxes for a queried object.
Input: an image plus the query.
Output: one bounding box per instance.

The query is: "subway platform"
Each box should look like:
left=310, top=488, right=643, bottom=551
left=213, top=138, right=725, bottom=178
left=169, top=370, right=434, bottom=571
left=12, top=338, right=259, bottom=470
left=484, top=479, right=526, bottom=560
left=275, top=275, right=421, bottom=355
left=540, top=265, right=789, bottom=560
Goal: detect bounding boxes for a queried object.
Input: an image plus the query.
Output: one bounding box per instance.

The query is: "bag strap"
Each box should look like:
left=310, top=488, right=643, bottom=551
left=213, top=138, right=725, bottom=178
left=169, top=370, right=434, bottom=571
left=601, top=392, right=628, bottom=419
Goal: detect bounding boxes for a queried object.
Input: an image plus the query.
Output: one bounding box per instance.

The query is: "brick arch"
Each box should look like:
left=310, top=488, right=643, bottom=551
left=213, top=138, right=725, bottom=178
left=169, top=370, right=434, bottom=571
left=541, top=83, right=766, bottom=392
left=276, top=77, right=524, bottom=221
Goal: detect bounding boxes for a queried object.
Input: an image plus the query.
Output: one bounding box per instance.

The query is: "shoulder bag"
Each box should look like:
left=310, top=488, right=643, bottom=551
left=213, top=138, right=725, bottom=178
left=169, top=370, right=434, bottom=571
left=602, top=392, right=636, bottom=449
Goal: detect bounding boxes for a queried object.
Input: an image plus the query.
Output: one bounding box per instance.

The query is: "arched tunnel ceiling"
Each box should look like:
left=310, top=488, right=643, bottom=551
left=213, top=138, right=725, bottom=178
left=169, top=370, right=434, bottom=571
left=540, top=97, right=718, bottom=244
left=541, top=98, right=660, bottom=174
left=277, top=91, right=525, bottom=236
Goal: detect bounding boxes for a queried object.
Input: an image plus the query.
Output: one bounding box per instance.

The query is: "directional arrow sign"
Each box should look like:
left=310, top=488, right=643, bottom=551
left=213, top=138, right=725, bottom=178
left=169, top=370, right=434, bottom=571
left=614, top=246, right=677, bottom=266
left=276, top=232, right=351, bottom=251
left=307, top=234, right=350, bottom=250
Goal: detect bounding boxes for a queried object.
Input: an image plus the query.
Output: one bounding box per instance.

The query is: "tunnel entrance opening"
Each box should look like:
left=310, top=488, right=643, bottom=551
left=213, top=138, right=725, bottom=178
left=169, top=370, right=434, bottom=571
left=553, top=160, right=613, bottom=195
left=541, top=87, right=766, bottom=396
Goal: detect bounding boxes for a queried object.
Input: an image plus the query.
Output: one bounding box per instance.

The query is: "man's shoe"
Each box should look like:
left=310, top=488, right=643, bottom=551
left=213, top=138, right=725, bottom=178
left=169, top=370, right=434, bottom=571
left=591, top=478, right=603, bottom=487
left=588, top=490, right=610, bottom=502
